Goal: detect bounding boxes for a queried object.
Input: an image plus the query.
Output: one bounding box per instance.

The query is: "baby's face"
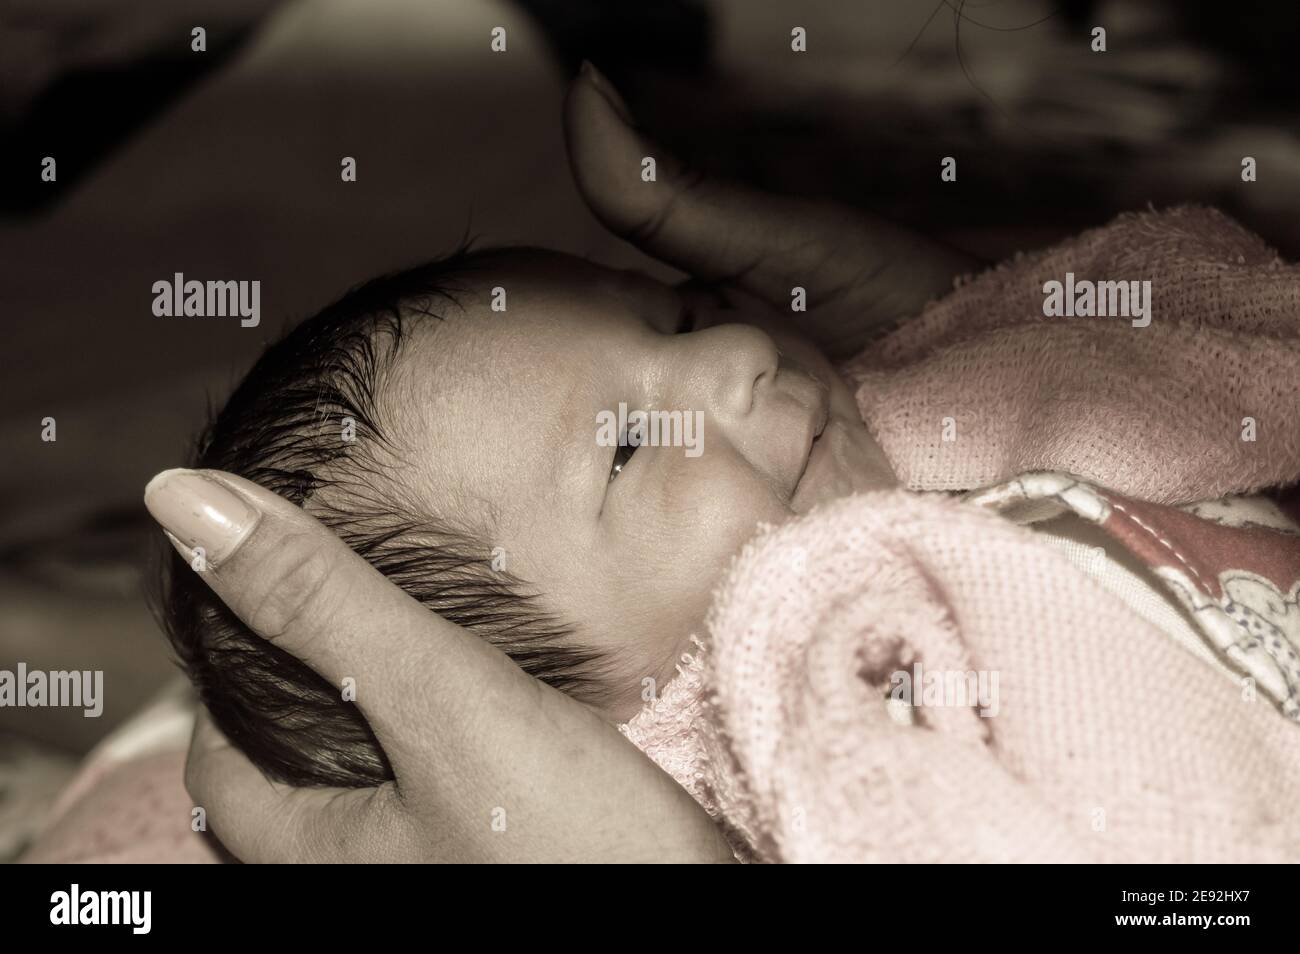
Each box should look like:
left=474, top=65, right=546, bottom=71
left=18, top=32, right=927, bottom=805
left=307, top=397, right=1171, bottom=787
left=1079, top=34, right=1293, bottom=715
left=393, top=249, right=893, bottom=721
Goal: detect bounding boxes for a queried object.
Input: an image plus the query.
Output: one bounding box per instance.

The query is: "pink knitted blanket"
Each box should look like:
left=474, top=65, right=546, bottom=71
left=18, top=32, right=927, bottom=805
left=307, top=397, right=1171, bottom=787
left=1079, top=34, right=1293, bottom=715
left=624, top=207, right=1300, bottom=862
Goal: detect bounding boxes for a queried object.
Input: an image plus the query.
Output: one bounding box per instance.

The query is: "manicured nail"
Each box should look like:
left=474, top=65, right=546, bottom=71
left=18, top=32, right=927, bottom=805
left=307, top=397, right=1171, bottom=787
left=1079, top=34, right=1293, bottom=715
left=144, top=468, right=259, bottom=567
left=582, top=60, right=635, bottom=127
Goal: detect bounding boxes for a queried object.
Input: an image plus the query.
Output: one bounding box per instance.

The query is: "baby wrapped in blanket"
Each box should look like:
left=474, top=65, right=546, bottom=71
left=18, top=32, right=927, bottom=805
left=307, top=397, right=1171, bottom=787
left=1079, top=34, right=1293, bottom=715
left=154, top=206, right=1300, bottom=861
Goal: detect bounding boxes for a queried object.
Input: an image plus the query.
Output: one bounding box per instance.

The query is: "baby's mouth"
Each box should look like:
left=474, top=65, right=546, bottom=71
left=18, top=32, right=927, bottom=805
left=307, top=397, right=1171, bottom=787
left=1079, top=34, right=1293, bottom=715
left=788, top=381, right=830, bottom=498
left=791, top=414, right=898, bottom=514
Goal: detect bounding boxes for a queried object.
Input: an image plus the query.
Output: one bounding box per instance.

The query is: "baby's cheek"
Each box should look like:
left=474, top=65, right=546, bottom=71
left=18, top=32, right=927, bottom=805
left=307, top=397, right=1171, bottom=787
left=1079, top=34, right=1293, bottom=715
left=659, top=454, right=787, bottom=581
left=596, top=459, right=792, bottom=715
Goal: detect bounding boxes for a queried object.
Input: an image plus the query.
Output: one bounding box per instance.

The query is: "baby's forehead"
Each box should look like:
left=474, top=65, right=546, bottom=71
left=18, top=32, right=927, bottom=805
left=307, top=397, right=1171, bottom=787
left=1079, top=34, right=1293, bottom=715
left=387, top=258, right=667, bottom=395
left=379, top=266, right=613, bottom=511
left=460, top=247, right=612, bottom=300
left=373, top=250, right=686, bottom=567
left=453, top=248, right=680, bottom=329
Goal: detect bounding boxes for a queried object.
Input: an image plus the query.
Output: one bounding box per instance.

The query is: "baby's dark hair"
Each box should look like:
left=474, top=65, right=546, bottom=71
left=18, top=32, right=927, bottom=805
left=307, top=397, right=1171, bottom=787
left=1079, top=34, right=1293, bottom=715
left=158, top=248, right=606, bottom=788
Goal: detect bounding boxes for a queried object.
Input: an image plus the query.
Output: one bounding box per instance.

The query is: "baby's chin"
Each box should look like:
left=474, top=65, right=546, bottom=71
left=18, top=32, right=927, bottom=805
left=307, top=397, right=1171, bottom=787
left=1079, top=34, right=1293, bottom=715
left=789, top=415, right=897, bottom=514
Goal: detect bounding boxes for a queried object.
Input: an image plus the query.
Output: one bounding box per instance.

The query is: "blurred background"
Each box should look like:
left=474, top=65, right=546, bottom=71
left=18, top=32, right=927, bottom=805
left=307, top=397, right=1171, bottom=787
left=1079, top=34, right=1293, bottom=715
left=1, top=0, right=1298, bottom=860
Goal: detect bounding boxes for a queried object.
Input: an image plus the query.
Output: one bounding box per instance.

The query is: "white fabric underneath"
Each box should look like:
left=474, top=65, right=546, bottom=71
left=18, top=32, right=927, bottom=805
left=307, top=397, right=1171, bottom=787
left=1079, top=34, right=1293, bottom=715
left=1031, top=512, right=1237, bottom=682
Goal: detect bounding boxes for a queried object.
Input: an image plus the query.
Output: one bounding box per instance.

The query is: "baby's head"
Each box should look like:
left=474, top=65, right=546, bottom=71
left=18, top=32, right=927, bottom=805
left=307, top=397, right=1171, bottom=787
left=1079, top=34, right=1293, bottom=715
left=161, top=247, right=880, bottom=786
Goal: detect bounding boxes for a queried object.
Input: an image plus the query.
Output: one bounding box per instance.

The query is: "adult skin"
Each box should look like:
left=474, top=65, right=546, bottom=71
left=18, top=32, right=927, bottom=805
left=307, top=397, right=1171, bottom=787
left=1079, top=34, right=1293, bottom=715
left=161, top=64, right=973, bottom=863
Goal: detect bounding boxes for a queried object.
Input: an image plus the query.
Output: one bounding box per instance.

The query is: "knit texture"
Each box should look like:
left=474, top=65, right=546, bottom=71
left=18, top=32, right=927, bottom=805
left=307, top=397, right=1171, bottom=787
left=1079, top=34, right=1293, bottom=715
left=841, top=206, right=1300, bottom=503
left=625, top=489, right=1300, bottom=862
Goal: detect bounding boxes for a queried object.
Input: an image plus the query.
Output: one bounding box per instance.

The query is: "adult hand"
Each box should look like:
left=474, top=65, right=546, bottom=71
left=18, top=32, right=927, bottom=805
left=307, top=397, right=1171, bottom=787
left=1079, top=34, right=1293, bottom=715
left=150, top=469, right=734, bottom=862
left=565, top=61, right=975, bottom=360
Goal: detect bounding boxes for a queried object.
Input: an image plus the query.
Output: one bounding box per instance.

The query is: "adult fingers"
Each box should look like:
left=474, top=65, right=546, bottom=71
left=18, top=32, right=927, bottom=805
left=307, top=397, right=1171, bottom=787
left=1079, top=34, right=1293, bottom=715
left=143, top=467, right=516, bottom=776
left=564, top=61, right=969, bottom=333
left=184, top=708, right=414, bottom=864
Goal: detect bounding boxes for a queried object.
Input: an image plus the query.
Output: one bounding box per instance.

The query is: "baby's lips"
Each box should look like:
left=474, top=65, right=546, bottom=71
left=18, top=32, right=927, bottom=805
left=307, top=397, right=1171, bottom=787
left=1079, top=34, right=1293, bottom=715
left=790, top=417, right=884, bottom=514
left=778, top=364, right=830, bottom=433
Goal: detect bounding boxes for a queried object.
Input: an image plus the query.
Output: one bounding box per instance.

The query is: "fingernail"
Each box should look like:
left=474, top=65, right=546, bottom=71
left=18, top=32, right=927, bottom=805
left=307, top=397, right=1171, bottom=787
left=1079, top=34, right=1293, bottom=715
left=144, top=468, right=259, bottom=567
left=582, top=60, right=636, bottom=127
left=161, top=529, right=205, bottom=571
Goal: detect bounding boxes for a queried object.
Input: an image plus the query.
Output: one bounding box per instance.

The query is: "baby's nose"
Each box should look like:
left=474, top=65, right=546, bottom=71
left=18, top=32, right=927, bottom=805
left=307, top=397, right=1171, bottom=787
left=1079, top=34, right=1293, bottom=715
left=684, top=322, right=780, bottom=421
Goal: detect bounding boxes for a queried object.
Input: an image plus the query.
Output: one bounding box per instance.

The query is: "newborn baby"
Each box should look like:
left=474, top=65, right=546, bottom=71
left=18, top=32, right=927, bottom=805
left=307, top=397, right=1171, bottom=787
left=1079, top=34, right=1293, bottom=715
left=161, top=246, right=895, bottom=786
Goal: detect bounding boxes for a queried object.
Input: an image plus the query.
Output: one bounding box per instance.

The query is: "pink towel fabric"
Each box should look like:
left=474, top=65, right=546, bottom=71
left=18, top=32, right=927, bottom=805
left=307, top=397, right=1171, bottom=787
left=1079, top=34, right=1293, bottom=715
left=20, top=749, right=220, bottom=864
left=841, top=205, right=1300, bottom=504
left=624, top=483, right=1300, bottom=863
left=624, top=207, right=1300, bottom=862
